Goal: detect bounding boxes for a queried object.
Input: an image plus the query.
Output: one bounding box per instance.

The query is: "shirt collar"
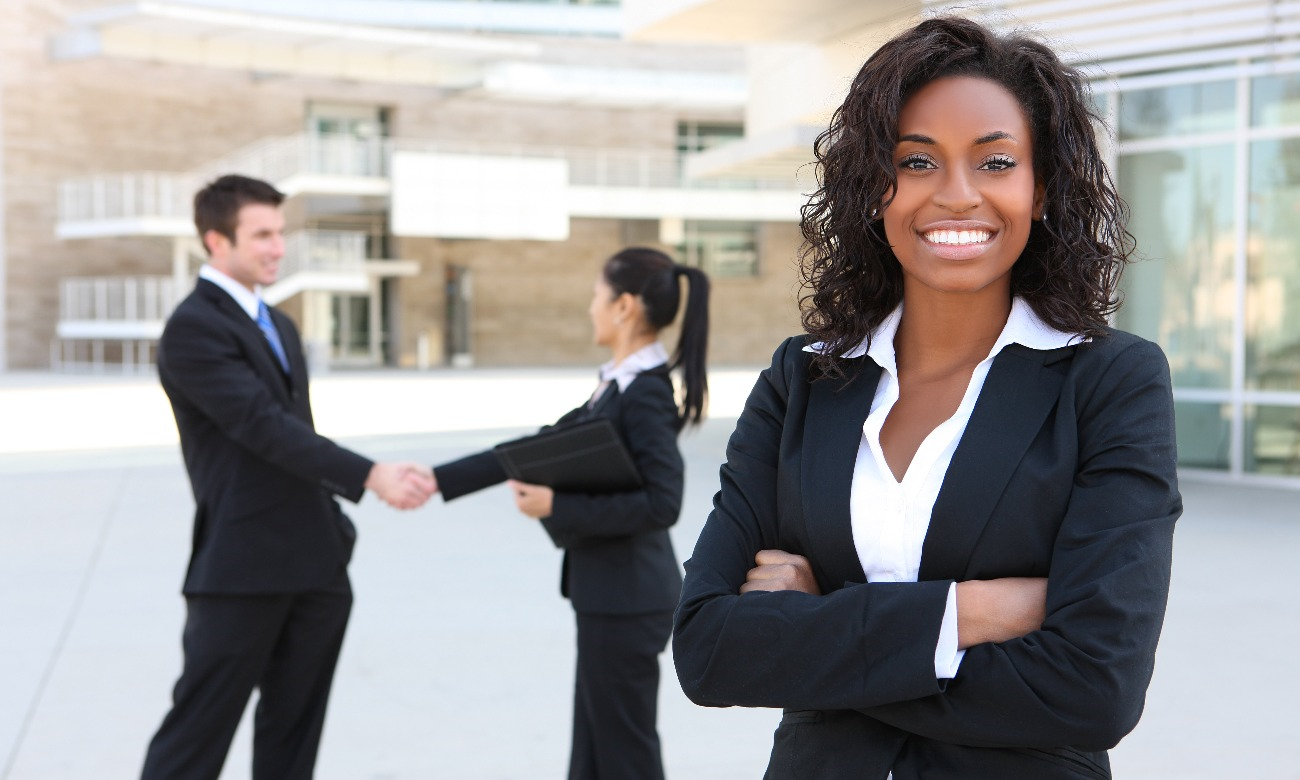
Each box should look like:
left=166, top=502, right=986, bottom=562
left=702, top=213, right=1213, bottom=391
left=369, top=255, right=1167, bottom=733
left=805, top=296, right=1086, bottom=371
left=599, top=341, right=670, bottom=392
left=199, top=264, right=262, bottom=321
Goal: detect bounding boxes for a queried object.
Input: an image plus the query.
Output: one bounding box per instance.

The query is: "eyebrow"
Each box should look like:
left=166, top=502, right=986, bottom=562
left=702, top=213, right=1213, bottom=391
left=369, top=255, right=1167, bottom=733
left=898, top=131, right=1018, bottom=145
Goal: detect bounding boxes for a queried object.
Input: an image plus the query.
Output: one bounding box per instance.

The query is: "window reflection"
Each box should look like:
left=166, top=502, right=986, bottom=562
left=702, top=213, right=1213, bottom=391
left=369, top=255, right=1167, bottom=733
left=1175, top=402, right=1231, bottom=470
left=1118, top=81, right=1235, bottom=140
left=1117, top=146, right=1235, bottom=389
left=1246, top=405, right=1300, bottom=475
left=1247, top=139, right=1300, bottom=392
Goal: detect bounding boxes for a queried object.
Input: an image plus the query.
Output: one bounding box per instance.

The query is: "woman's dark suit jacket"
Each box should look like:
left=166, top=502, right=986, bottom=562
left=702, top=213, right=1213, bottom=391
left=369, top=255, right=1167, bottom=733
left=673, top=329, right=1181, bottom=780
left=435, top=367, right=683, bottom=615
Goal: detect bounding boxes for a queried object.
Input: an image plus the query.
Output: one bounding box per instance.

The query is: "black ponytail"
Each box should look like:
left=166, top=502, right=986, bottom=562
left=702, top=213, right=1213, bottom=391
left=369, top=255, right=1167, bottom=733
left=602, top=247, right=711, bottom=429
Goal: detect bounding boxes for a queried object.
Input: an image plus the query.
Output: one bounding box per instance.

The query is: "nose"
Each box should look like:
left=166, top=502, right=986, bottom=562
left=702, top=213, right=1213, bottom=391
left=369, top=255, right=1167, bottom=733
left=933, top=167, right=981, bottom=213
left=269, top=235, right=286, bottom=260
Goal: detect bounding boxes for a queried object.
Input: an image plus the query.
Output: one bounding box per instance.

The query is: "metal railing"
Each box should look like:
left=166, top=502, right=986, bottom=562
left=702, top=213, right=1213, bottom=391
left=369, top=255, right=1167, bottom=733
left=395, top=139, right=798, bottom=190
left=280, top=230, right=369, bottom=276
left=58, top=172, right=197, bottom=224
left=58, top=276, right=180, bottom=324
left=201, top=133, right=392, bottom=183
left=57, top=133, right=800, bottom=226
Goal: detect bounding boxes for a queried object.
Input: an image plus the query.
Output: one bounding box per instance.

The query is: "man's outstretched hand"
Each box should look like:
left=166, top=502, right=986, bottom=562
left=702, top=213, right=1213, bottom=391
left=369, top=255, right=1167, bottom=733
left=365, top=462, right=437, bottom=510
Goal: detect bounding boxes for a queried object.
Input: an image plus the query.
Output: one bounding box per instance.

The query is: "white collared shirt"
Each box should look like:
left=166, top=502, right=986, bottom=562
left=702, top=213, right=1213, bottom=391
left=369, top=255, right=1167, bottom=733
left=809, top=297, right=1084, bottom=678
left=198, top=264, right=262, bottom=322
left=589, top=341, right=670, bottom=406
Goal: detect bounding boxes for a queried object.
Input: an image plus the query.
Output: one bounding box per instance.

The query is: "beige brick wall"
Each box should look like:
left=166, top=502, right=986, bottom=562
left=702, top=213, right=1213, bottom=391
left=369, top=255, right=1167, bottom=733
left=392, top=219, right=805, bottom=369
left=2, top=0, right=799, bottom=369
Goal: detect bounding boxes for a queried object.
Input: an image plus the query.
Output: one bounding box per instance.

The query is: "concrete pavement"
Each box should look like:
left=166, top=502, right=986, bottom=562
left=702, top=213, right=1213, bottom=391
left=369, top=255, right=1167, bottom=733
left=1, top=370, right=1296, bottom=779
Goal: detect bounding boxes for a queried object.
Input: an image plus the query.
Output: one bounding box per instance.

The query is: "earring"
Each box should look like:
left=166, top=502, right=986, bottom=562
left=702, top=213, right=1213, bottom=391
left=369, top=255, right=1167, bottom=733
left=1041, top=210, right=1048, bottom=223
left=868, top=207, right=879, bottom=220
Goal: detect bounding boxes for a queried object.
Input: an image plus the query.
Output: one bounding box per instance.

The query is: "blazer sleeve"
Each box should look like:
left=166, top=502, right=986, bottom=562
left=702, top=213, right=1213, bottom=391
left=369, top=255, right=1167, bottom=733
left=673, top=338, right=953, bottom=711
left=432, top=405, right=588, bottom=501
left=159, top=306, right=373, bottom=502
left=434, top=450, right=509, bottom=501
left=858, top=338, right=1182, bottom=751
left=539, top=375, right=685, bottom=548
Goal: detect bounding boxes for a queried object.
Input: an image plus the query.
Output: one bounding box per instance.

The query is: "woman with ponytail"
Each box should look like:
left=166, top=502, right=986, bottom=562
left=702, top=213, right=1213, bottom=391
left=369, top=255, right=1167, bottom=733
left=429, top=247, right=709, bottom=780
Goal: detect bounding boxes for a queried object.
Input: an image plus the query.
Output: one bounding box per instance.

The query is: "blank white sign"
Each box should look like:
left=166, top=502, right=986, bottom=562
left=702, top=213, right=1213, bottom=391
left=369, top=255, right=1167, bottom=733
left=390, top=151, right=571, bottom=240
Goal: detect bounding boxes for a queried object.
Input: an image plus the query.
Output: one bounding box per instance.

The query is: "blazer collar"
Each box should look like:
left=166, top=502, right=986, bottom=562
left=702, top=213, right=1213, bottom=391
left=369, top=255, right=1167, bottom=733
left=196, top=279, right=297, bottom=394
left=799, top=342, right=1075, bottom=587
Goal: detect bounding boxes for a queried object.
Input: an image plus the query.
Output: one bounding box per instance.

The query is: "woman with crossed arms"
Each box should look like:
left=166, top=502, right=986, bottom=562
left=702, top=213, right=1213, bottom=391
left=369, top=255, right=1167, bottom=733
left=672, top=16, right=1181, bottom=780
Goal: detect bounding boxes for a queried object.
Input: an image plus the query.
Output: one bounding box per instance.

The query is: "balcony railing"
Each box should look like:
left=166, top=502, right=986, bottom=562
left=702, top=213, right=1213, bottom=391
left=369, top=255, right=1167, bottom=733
left=202, top=133, right=392, bottom=183
left=281, top=230, right=369, bottom=276
left=58, top=276, right=180, bottom=327
left=57, top=133, right=802, bottom=230
left=58, top=172, right=197, bottom=225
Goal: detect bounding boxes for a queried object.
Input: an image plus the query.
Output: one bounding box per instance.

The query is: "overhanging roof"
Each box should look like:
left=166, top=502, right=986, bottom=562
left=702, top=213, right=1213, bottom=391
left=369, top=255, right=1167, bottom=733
left=684, top=123, right=821, bottom=181
left=51, top=2, right=539, bottom=87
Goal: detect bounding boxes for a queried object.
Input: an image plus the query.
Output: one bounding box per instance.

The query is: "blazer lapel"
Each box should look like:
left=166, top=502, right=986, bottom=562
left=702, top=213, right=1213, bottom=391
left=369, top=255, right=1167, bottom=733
left=919, top=344, right=1073, bottom=581
left=269, top=306, right=306, bottom=395
left=198, top=281, right=293, bottom=400
left=801, top=358, right=880, bottom=586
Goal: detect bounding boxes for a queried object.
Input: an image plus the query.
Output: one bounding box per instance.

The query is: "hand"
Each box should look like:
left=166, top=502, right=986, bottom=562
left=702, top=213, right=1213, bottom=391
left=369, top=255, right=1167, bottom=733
left=365, top=462, right=436, bottom=510
left=740, top=549, right=821, bottom=595
left=508, top=480, right=553, bottom=519
left=955, top=577, right=1048, bottom=649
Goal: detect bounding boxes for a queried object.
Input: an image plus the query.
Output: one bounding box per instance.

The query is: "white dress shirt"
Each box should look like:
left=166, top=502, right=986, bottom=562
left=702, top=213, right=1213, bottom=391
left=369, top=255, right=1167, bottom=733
left=809, top=297, right=1084, bottom=678
left=589, top=341, right=670, bottom=406
left=199, top=264, right=262, bottom=321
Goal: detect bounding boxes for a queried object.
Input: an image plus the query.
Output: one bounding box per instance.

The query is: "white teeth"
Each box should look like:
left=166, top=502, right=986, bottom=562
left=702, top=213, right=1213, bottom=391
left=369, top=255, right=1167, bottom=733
left=925, top=229, right=991, bottom=245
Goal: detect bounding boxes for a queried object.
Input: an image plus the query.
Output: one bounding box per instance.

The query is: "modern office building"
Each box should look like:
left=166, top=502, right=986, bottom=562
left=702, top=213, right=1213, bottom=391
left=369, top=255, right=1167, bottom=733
left=5, top=0, right=1299, bottom=483
left=0, top=0, right=808, bottom=377
left=626, top=0, right=1300, bottom=483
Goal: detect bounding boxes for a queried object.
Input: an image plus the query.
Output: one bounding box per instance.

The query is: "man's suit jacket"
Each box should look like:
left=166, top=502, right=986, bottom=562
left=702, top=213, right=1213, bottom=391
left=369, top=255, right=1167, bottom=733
left=157, top=279, right=373, bottom=595
left=435, top=367, right=684, bottom=615
left=673, top=329, right=1181, bottom=780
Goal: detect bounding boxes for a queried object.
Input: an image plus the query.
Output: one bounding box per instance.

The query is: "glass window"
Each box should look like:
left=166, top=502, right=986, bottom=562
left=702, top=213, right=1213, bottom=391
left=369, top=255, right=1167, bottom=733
left=1175, top=401, right=1232, bottom=470
left=1116, top=145, right=1236, bottom=389
left=1245, top=404, right=1300, bottom=475
left=1117, top=81, right=1235, bottom=140
left=679, top=221, right=759, bottom=277
left=1247, top=139, right=1300, bottom=391
left=677, top=121, right=744, bottom=155
left=1251, top=72, right=1300, bottom=126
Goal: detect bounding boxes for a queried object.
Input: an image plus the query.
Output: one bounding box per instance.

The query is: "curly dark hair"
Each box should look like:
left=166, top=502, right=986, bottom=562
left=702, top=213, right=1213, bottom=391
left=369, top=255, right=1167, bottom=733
left=799, top=14, right=1133, bottom=379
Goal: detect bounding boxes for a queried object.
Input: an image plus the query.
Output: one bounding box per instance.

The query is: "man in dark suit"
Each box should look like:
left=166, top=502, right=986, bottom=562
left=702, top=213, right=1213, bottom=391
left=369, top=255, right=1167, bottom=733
left=141, top=174, right=434, bottom=780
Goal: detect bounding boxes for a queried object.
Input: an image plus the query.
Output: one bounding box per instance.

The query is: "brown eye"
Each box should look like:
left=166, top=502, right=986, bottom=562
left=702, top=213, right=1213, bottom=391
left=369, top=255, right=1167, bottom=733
left=899, top=154, right=935, bottom=171
left=980, top=155, right=1017, bottom=171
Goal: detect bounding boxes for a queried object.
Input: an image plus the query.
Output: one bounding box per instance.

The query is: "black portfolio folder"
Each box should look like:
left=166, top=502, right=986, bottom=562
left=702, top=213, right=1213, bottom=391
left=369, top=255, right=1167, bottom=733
left=492, top=418, right=643, bottom=494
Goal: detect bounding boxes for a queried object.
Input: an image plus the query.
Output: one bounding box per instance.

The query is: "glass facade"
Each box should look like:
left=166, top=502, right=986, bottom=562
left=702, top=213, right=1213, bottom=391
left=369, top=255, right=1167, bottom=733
left=1112, top=66, right=1300, bottom=479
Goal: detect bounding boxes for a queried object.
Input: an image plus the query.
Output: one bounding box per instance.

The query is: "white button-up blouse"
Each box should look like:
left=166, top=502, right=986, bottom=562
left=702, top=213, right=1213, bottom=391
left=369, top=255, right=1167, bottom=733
left=810, top=297, right=1084, bottom=678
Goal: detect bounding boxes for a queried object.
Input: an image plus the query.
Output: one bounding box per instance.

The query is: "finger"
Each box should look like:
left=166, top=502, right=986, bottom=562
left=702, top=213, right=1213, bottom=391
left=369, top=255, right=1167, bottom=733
left=745, top=563, right=790, bottom=581
left=754, top=549, right=805, bottom=566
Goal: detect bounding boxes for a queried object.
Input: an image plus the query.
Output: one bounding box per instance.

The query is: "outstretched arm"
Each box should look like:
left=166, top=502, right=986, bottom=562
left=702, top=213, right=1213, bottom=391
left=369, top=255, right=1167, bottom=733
left=366, top=462, right=436, bottom=510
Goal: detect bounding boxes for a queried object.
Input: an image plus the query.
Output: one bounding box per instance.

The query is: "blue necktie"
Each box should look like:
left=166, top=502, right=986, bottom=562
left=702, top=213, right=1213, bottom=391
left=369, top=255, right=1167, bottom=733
left=257, top=301, right=291, bottom=374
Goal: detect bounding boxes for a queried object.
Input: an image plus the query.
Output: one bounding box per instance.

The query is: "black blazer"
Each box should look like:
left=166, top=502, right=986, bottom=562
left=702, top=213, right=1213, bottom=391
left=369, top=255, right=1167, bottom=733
left=157, top=279, right=373, bottom=595
left=435, top=367, right=684, bottom=615
left=673, top=330, right=1181, bottom=780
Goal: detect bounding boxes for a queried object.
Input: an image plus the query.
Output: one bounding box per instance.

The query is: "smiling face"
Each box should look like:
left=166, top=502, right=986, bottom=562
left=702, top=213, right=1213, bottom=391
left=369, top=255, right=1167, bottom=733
left=205, top=203, right=285, bottom=292
left=882, top=75, right=1043, bottom=301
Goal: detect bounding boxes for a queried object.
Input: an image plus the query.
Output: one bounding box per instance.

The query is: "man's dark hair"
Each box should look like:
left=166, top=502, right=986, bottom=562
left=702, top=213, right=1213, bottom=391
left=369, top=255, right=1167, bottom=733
left=193, top=174, right=285, bottom=254
left=799, top=15, right=1134, bottom=379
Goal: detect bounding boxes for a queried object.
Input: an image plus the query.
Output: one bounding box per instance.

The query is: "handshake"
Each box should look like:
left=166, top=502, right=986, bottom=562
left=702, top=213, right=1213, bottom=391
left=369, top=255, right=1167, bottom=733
left=364, top=462, right=439, bottom=510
